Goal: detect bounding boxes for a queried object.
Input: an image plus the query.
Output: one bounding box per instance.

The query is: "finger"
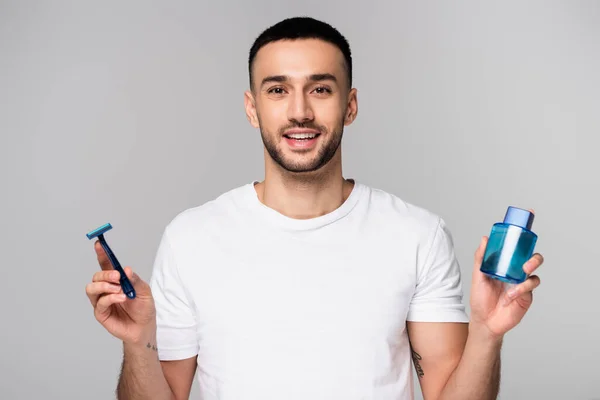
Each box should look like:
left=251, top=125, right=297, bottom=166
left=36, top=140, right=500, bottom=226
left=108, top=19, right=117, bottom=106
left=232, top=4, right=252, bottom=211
left=95, top=293, right=127, bottom=318
left=92, top=270, right=121, bottom=284
left=504, top=275, right=541, bottom=305
left=94, top=241, right=113, bottom=271
left=472, top=236, right=488, bottom=282
left=124, top=266, right=145, bottom=286
left=86, top=281, right=122, bottom=307
left=474, top=236, right=487, bottom=265
left=124, top=266, right=134, bottom=281
left=123, top=266, right=151, bottom=295
left=523, top=253, right=544, bottom=275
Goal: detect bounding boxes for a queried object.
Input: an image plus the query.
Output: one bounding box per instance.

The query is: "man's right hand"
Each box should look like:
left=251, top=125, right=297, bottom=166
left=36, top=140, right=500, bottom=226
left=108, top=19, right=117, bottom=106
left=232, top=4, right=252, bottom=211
left=85, top=241, right=157, bottom=344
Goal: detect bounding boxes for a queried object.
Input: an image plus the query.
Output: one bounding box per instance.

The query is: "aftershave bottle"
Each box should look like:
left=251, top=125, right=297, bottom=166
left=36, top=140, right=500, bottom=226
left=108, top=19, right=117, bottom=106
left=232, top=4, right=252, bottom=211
left=480, top=206, right=538, bottom=284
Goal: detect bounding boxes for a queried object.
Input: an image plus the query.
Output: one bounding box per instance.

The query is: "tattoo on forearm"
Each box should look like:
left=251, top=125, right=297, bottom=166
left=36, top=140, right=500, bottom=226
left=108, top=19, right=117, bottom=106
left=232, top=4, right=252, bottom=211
left=411, top=348, right=424, bottom=378
left=146, top=342, right=158, bottom=352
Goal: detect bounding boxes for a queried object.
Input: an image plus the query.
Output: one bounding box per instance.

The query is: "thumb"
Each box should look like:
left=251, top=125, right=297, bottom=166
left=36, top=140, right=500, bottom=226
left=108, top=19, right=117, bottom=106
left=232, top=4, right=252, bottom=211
left=472, top=236, right=488, bottom=283
left=123, top=266, right=151, bottom=295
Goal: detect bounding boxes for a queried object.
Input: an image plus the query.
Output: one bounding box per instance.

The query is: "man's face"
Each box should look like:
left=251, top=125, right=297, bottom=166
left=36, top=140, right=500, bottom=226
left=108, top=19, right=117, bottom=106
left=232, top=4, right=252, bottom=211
left=245, top=39, right=357, bottom=174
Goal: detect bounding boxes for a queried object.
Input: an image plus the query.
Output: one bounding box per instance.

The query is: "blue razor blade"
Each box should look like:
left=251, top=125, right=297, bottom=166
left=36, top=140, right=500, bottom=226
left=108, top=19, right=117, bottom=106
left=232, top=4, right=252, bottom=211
left=86, top=223, right=112, bottom=239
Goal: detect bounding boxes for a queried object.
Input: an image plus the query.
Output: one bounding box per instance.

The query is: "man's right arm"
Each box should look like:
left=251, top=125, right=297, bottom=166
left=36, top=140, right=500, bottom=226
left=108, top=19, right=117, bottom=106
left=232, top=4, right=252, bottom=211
left=86, top=229, right=199, bottom=399
left=116, top=329, right=197, bottom=400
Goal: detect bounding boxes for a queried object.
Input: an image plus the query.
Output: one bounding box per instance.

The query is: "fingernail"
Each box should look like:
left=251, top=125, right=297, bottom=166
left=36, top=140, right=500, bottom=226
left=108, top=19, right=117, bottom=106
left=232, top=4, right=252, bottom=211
left=507, top=289, right=518, bottom=298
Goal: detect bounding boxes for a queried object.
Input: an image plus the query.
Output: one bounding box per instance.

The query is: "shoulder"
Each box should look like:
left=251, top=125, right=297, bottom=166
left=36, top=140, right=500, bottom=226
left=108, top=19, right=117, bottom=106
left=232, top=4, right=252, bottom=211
left=162, top=182, right=253, bottom=244
left=361, top=183, right=445, bottom=238
left=362, top=184, right=460, bottom=283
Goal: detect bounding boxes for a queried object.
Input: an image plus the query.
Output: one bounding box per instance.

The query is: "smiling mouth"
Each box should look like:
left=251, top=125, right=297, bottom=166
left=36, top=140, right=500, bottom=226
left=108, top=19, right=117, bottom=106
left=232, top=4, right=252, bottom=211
left=283, top=133, right=321, bottom=140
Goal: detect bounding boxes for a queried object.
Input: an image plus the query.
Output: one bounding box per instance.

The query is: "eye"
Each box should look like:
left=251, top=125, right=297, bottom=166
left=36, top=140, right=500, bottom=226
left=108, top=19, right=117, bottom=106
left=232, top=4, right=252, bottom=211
left=313, top=86, right=332, bottom=95
left=267, top=87, right=286, bottom=95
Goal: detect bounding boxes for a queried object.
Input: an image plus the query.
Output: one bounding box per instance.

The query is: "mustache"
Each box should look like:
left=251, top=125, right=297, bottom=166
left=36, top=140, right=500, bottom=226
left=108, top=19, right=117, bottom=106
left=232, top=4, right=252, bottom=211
left=278, top=121, right=327, bottom=135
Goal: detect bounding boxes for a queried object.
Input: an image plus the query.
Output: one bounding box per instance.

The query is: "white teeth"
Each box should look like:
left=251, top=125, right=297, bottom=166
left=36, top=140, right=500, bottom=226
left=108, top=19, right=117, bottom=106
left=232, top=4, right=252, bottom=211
left=287, top=133, right=317, bottom=139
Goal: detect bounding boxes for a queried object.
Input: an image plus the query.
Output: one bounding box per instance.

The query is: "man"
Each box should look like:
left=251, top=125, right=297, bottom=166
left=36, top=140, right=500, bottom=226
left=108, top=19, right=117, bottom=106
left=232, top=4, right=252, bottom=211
left=86, top=16, right=544, bottom=400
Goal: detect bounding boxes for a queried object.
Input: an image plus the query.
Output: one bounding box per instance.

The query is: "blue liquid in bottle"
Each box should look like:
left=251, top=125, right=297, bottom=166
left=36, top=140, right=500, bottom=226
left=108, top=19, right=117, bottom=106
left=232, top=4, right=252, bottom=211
left=480, top=207, right=538, bottom=284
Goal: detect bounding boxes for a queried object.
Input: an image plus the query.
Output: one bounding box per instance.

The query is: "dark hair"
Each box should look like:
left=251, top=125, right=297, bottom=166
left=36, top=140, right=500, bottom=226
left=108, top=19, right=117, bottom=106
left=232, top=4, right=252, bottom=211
left=248, top=16, right=352, bottom=90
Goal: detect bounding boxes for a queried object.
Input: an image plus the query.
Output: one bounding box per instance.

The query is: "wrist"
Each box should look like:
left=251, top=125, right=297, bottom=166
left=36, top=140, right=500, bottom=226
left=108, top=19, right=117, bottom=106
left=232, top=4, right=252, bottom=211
left=468, top=322, right=504, bottom=348
left=123, top=334, right=160, bottom=362
left=125, top=323, right=158, bottom=347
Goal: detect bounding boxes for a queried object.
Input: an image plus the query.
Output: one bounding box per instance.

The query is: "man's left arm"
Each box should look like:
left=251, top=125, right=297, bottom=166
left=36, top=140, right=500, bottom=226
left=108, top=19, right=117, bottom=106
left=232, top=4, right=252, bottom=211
left=406, top=321, right=501, bottom=400
left=407, top=221, right=544, bottom=400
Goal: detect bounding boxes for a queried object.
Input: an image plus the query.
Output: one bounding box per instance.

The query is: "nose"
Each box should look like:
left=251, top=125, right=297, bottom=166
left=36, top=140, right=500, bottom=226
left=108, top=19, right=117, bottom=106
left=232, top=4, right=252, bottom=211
left=287, top=91, right=314, bottom=123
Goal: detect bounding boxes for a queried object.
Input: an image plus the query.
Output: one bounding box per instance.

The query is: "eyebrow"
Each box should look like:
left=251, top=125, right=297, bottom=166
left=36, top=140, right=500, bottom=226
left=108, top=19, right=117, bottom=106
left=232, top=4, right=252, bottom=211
left=260, top=73, right=338, bottom=87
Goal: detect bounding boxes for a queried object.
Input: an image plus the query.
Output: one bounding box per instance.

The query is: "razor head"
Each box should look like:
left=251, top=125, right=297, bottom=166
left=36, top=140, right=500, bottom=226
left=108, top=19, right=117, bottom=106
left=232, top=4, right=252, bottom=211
left=86, top=223, right=113, bottom=239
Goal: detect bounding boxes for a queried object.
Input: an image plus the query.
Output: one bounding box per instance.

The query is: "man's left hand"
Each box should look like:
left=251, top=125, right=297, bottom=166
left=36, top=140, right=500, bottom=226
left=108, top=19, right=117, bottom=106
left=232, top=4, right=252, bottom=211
left=469, top=211, right=544, bottom=339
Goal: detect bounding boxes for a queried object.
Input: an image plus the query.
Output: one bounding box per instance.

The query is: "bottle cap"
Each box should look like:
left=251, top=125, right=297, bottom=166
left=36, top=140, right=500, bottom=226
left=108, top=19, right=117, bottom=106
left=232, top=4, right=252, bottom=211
left=503, top=206, right=535, bottom=230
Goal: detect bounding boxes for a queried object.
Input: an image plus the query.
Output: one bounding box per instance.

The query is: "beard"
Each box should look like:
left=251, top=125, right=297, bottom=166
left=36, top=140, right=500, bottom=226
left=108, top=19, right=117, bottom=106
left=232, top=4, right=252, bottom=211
left=259, top=118, right=345, bottom=174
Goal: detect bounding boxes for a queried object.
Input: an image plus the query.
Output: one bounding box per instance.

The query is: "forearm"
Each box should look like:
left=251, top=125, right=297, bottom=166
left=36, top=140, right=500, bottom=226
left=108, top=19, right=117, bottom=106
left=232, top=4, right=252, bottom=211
left=117, top=329, right=173, bottom=400
left=438, top=323, right=503, bottom=400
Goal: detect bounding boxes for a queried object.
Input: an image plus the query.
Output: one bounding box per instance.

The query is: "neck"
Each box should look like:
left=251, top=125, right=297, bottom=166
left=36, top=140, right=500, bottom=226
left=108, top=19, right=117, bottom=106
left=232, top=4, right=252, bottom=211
left=254, top=152, right=354, bottom=220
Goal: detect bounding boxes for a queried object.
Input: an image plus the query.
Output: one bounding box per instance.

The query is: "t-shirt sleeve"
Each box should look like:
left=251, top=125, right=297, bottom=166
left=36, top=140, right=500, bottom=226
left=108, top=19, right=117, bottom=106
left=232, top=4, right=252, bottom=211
left=149, top=228, right=199, bottom=360
left=407, top=217, right=470, bottom=323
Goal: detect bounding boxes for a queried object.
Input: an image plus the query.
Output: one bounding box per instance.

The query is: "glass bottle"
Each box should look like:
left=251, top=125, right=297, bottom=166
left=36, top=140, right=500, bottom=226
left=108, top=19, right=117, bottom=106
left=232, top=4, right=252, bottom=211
left=480, top=206, right=538, bottom=284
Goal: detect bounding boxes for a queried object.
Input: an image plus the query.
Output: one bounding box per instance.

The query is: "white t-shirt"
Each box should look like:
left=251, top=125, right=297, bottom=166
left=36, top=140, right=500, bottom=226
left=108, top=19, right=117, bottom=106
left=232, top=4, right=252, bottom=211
left=149, top=180, right=469, bottom=400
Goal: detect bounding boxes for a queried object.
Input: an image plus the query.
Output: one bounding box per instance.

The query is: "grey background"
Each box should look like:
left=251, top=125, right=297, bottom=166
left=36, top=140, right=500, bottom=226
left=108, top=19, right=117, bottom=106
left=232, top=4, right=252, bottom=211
left=1, top=1, right=598, bottom=399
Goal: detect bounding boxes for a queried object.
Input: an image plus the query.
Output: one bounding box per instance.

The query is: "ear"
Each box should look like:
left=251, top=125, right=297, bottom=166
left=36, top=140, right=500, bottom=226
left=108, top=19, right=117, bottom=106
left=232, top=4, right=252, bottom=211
left=244, top=90, right=260, bottom=128
left=344, top=88, right=358, bottom=126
